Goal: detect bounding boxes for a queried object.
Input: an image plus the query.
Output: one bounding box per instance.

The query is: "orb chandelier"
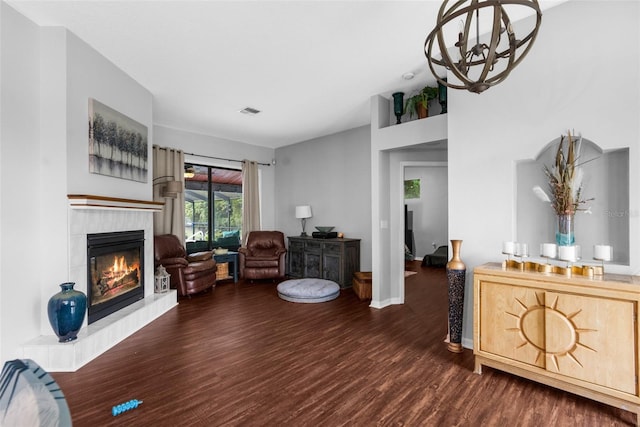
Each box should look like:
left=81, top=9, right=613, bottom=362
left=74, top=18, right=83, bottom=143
left=424, top=0, right=542, bottom=94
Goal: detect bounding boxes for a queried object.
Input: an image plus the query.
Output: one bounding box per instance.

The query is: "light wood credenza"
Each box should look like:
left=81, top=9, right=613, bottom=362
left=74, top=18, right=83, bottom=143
left=474, top=263, right=640, bottom=424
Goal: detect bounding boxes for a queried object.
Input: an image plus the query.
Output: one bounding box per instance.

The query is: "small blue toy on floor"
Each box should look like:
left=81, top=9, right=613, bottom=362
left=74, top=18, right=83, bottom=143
left=112, top=399, right=143, bottom=416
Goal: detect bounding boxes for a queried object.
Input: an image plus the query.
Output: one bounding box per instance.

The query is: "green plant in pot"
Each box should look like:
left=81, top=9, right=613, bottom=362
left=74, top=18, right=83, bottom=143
left=404, top=86, right=438, bottom=119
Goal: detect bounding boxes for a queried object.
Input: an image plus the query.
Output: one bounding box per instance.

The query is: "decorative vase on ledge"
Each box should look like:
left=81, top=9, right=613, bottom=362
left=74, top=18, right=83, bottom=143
left=417, top=103, right=428, bottom=119
left=47, top=282, right=87, bottom=343
left=446, top=239, right=466, bottom=353
left=556, top=213, right=575, bottom=246
left=392, top=92, right=404, bottom=125
left=438, top=78, right=448, bottom=114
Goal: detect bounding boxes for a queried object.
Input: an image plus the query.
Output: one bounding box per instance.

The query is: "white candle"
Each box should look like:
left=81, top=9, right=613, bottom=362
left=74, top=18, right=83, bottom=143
left=594, top=245, right=612, bottom=261
left=502, top=241, right=515, bottom=255
left=558, top=245, right=576, bottom=261
left=517, top=243, right=529, bottom=257
left=541, top=243, right=557, bottom=258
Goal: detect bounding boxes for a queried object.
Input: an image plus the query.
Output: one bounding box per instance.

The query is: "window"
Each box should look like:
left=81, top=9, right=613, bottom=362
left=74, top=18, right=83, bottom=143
left=404, top=179, right=420, bottom=199
left=184, top=164, right=242, bottom=253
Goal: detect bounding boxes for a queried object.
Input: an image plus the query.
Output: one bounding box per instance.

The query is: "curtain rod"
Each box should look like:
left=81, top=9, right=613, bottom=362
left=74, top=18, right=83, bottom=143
left=183, top=152, right=271, bottom=167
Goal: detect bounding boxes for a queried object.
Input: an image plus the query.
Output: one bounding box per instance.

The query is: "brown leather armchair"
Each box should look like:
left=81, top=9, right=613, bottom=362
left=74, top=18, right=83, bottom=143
left=154, top=234, right=217, bottom=296
left=238, top=231, right=287, bottom=280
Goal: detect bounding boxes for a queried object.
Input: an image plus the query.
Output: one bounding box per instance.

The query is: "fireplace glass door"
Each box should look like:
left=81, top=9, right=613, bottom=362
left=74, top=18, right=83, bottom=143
left=87, top=230, right=145, bottom=324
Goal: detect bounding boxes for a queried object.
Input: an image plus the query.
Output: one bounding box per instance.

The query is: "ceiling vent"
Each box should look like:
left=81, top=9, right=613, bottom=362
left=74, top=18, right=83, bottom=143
left=239, top=107, right=261, bottom=115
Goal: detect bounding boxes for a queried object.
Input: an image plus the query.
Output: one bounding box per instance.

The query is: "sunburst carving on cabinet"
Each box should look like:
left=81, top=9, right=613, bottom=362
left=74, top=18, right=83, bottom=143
left=475, top=265, right=640, bottom=419
left=505, top=292, right=597, bottom=371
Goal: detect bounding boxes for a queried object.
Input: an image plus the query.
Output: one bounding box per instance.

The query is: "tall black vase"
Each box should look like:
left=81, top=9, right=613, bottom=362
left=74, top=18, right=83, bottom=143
left=438, top=79, right=448, bottom=114
left=47, top=282, right=87, bottom=343
left=392, top=92, right=404, bottom=124
left=446, top=239, right=465, bottom=353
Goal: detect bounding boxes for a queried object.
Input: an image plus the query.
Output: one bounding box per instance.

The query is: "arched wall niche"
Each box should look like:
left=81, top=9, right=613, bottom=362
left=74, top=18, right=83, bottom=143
left=517, top=136, right=630, bottom=265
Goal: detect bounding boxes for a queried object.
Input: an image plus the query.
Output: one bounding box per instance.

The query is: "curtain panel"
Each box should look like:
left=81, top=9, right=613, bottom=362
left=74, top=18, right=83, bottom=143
left=153, top=145, right=185, bottom=242
left=242, top=160, right=261, bottom=245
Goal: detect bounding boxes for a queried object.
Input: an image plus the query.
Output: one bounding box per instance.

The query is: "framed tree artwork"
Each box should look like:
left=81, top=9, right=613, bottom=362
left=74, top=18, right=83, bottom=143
left=88, top=98, right=148, bottom=183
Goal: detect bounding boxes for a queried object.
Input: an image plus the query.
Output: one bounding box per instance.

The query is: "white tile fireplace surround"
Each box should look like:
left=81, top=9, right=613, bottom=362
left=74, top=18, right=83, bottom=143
left=22, top=196, right=177, bottom=372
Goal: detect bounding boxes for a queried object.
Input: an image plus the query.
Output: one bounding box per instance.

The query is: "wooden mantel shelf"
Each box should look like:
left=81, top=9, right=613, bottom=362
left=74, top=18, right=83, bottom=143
left=68, top=194, right=164, bottom=212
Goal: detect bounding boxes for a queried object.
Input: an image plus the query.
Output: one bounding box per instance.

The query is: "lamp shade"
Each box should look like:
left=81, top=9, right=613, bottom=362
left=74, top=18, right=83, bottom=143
left=161, top=180, right=182, bottom=198
left=295, top=205, right=312, bottom=219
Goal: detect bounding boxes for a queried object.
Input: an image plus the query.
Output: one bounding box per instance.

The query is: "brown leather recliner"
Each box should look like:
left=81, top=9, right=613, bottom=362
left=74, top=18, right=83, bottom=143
left=154, top=234, right=217, bottom=296
left=238, top=231, right=287, bottom=280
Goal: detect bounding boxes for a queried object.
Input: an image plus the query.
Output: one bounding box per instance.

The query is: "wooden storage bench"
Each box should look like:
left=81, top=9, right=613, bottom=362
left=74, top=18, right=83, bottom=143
left=353, top=272, right=372, bottom=300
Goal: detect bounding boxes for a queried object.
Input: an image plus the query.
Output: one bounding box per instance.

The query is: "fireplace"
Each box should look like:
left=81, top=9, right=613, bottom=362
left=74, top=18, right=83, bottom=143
left=87, top=230, right=145, bottom=324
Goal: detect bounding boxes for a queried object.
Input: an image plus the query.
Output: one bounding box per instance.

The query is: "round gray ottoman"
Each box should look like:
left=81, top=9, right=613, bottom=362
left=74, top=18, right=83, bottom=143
left=277, top=278, right=340, bottom=303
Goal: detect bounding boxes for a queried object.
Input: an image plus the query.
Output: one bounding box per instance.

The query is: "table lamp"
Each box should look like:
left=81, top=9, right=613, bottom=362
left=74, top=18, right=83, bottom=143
left=295, top=205, right=312, bottom=236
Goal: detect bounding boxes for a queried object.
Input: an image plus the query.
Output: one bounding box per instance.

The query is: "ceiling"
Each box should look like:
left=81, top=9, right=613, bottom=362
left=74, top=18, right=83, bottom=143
left=6, top=0, right=566, bottom=149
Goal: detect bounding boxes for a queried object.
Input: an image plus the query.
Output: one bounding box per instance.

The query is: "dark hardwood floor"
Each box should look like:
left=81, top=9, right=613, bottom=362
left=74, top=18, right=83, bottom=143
left=52, top=262, right=635, bottom=426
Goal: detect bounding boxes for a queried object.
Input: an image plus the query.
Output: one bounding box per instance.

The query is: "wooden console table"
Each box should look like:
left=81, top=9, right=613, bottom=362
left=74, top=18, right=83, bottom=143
left=474, top=263, right=640, bottom=424
left=287, top=236, right=360, bottom=288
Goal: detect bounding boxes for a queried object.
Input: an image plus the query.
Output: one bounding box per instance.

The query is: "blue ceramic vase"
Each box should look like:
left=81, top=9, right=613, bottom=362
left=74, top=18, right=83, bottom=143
left=47, top=282, right=87, bottom=343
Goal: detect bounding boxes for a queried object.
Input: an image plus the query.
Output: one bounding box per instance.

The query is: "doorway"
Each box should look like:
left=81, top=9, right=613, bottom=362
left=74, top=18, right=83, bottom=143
left=403, top=164, right=448, bottom=262
left=399, top=161, right=448, bottom=304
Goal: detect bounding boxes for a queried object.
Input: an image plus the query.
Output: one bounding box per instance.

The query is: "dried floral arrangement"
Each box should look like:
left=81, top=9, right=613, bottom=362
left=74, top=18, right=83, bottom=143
left=533, top=130, right=594, bottom=216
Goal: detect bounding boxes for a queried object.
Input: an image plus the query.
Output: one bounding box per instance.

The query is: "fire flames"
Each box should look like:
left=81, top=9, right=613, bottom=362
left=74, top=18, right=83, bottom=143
left=97, top=256, right=140, bottom=295
left=106, top=256, right=139, bottom=280
left=112, top=256, right=131, bottom=274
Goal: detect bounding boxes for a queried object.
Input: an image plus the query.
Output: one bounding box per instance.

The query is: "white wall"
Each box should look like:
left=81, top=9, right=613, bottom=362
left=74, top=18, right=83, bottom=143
left=153, top=125, right=276, bottom=231
left=65, top=32, right=152, bottom=200
left=1, top=2, right=154, bottom=361
left=39, top=27, right=70, bottom=338
left=1, top=2, right=42, bottom=362
left=274, top=125, right=372, bottom=270
left=448, top=0, right=640, bottom=347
